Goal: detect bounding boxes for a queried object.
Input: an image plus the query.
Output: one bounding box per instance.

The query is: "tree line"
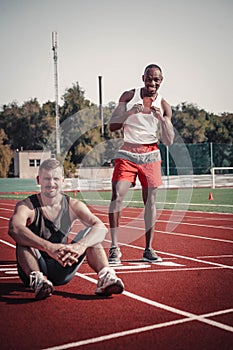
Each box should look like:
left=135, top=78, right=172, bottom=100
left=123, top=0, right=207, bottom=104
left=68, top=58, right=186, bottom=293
left=0, top=82, right=232, bottom=177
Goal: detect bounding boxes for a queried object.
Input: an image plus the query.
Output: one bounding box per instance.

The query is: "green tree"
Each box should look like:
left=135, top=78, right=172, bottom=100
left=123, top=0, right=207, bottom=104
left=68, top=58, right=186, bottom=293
left=0, top=99, right=56, bottom=151
left=1, top=82, right=232, bottom=177
left=206, top=113, right=233, bottom=143
left=60, top=82, right=92, bottom=122
left=59, top=82, right=101, bottom=164
left=172, top=103, right=211, bottom=143
left=0, top=129, right=12, bottom=177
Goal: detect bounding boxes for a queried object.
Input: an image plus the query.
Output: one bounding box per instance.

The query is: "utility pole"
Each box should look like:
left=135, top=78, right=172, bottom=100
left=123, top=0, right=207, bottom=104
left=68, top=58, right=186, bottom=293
left=52, top=31, right=60, bottom=156
left=98, top=76, right=104, bottom=137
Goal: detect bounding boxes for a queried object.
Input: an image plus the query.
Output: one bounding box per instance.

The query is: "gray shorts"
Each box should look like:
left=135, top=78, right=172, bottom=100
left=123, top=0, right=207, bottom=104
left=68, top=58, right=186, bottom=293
left=17, top=228, right=90, bottom=286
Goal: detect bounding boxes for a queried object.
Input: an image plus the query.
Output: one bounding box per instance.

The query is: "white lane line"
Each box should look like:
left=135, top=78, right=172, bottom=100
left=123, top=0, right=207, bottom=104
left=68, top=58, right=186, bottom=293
left=157, top=250, right=233, bottom=270
left=97, top=212, right=233, bottom=231
left=123, top=290, right=233, bottom=332
left=108, top=264, right=151, bottom=270
left=0, top=205, right=15, bottom=209
left=41, top=274, right=233, bottom=350
left=1, top=237, right=232, bottom=272
left=85, top=266, right=224, bottom=276
left=0, top=239, right=15, bottom=248
left=197, top=255, right=233, bottom=258
left=122, top=225, right=233, bottom=244
left=109, top=262, right=184, bottom=270
left=1, top=237, right=233, bottom=271
left=158, top=219, right=233, bottom=231
left=1, top=204, right=233, bottom=221
left=156, top=229, right=233, bottom=244
left=110, top=240, right=233, bottom=270
left=1, top=239, right=232, bottom=349
left=1, top=213, right=232, bottom=243
left=202, top=308, right=233, bottom=318
left=41, top=317, right=194, bottom=350
left=0, top=263, right=18, bottom=279
left=75, top=273, right=233, bottom=333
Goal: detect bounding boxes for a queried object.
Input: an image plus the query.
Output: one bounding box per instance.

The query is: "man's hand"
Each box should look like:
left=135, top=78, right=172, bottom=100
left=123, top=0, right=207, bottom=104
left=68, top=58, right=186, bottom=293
left=57, top=243, right=86, bottom=267
left=45, top=243, right=68, bottom=266
left=132, top=103, right=143, bottom=114
left=151, top=106, right=164, bottom=121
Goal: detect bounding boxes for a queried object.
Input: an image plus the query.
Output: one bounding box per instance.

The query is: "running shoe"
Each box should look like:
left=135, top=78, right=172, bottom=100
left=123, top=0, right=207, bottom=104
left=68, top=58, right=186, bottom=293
left=29, top=271, right=54, bottom=300
left=108, top=246, right=122, bottom=264
left=142, top=248, right=163, bottom=263
left=95, top=269, right=124, bottom=297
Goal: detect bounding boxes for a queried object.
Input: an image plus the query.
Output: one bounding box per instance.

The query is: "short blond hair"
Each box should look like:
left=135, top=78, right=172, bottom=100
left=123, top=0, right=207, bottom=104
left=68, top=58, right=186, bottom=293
left=39, top=158, right=63, bottom=174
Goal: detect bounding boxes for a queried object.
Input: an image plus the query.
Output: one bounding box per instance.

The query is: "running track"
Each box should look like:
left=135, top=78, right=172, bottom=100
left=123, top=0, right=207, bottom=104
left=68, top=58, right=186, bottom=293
left=0, top=199, right=233, bottom=350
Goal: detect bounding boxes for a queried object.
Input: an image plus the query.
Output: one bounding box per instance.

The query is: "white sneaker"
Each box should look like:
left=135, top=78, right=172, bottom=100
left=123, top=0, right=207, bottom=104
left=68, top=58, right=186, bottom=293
left=29, top=271, right=54, bottom=300
left=108, top=247, right=122, bottom=264
left=95, top=268, right=124, bottom=297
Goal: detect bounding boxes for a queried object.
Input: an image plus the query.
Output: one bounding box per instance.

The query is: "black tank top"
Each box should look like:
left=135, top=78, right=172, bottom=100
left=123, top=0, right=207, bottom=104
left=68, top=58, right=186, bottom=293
left=27, top=194, right=72, bottom=257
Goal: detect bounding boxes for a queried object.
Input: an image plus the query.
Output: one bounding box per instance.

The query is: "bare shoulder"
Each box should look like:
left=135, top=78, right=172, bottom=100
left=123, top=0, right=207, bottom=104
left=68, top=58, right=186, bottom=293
left=10, top=197, right=35, bottom=225
left=161, top=97, right=172, bottom=118
left=69, top=197, right=91, bottom=219
left=119, top=89, right=135, bottom=103
left=14, top=197, right=34, bottom=212
left=69, top=197, right=82, bottom=209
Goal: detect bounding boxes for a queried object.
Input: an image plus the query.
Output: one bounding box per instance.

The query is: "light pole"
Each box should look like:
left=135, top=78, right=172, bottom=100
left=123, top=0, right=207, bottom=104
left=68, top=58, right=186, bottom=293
left=98, top=76, right=104, bottom=137
left=52, top=31, right=60, bottom=156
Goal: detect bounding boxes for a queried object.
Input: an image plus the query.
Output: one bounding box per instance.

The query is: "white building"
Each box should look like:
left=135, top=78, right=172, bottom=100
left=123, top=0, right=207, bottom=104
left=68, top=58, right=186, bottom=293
left=14, top=150, right=52, bottom=178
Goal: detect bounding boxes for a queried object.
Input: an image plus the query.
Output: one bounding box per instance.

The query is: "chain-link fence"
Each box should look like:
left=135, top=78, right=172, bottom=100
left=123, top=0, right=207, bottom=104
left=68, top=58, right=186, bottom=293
left=159, top=143, right=233, bottom=175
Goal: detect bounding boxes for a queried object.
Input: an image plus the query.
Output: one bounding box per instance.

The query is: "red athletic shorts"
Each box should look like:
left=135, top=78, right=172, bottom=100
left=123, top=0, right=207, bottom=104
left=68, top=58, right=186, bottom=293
left=112, top=143, right=162, bottom=188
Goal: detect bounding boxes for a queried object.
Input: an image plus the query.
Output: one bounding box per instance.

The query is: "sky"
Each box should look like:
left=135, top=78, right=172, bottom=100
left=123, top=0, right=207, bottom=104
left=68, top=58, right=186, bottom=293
left=0, top=0, right=233, bottom=115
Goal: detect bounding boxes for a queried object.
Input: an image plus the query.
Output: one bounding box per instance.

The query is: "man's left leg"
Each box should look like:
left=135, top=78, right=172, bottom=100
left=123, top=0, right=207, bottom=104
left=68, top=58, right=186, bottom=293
left=86, top=244, right=124, bottom=296
left=52, top=228, right=124, bottom=296
left=141, top=186, right=162, bottom=263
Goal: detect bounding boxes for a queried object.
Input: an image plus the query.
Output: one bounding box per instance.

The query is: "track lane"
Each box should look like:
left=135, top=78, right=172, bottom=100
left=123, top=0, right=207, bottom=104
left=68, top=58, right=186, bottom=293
left=1, top=200, right=233, bottom=350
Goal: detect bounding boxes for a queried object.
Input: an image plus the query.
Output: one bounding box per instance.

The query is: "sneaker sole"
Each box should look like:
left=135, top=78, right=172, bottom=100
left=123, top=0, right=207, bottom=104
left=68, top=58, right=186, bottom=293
left=35, top=282, right=54, bottom=300
left=96, top=280, right=124, bottom=297
left=142, top=257, right=163, bottom=263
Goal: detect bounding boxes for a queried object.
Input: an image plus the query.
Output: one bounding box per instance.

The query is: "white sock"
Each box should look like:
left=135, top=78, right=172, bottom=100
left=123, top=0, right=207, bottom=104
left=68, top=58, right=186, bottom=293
left=98, top=266, right=115, bottom=278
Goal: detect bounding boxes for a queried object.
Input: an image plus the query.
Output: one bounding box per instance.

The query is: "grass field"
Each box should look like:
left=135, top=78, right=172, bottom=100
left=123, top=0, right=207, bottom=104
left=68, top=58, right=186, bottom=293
left=1, top=187, right=232, bottom=213
left=79, top=187, right=233, bottom=213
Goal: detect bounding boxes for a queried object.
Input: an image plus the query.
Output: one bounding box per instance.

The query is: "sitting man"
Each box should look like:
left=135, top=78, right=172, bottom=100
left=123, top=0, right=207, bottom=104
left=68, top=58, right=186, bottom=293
left=8, top=158, right=124, bottom=300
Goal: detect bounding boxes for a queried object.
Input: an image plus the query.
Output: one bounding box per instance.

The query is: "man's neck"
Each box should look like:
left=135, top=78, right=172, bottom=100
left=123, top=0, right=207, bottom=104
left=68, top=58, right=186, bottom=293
left=141, top=87, right=158, bottom=99
left=39, top=193, right=62, bottom=207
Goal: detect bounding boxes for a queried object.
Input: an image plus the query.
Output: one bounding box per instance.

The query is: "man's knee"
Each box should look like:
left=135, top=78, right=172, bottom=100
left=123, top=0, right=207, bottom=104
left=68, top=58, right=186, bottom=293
left=110, top=191, right=125, bottom=210
left=16, top=245, right=38, bottom=258
left=86, top=244, right=106, bottom=261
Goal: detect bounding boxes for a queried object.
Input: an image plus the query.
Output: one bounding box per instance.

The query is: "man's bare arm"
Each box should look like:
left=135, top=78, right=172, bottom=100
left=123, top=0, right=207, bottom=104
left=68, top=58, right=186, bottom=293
left=8, top=202, right=66, bottom=264
left=108, top=90, right=138, bottom=131
left=69, top=198, right=108, bottom=248
left=151, top=99, right=175, bottom=146
left=57, top=199, right=108, bottom=266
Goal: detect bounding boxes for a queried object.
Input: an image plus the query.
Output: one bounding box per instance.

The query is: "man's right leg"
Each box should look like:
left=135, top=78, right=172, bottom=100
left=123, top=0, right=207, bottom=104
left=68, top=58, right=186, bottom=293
left=108, top=180, right=131, bottom=264
left=16, top=245, right=54, bottom=300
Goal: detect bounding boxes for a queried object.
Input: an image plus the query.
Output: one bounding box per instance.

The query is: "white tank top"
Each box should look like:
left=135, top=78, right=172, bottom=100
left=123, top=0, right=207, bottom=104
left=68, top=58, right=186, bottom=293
left=123, top=88, right=163, bottom=144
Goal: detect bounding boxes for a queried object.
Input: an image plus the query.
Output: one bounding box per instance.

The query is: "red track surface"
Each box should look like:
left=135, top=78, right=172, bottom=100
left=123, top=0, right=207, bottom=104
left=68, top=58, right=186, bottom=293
left=0, top=199, right=233, bottom=350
